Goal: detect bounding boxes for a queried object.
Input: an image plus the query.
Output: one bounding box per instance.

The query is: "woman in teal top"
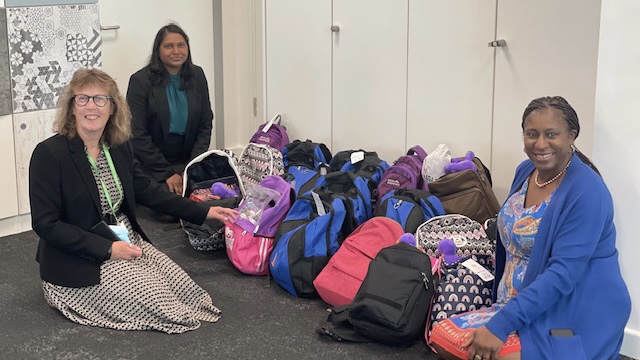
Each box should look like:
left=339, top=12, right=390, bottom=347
left=431, top=97, right=631, bottom=360
left=127, top=24, right=213, bottom=203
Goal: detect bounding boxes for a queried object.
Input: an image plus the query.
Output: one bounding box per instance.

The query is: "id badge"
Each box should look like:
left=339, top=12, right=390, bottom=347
left=109, top=223, right=130, bottom=243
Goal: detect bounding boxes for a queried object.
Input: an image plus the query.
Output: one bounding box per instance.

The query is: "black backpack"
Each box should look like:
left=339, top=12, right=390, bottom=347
left=282, top=139, right=332, bottom=198
left=317, top=242, right=437, bottom=347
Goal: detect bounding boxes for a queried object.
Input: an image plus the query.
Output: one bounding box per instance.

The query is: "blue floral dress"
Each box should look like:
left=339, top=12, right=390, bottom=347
left=430, top=178, right=552, bottom=356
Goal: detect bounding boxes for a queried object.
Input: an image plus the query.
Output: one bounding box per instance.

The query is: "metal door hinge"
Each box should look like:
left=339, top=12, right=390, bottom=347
left=253, top=97, right=257, bottom=117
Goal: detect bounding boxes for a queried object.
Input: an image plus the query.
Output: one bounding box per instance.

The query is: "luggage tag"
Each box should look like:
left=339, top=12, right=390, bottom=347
left=461, top=258, right=494, bottom=282
left=109, top=222, right=130, bottom=243
left=350, top=151, right=365, bottom=164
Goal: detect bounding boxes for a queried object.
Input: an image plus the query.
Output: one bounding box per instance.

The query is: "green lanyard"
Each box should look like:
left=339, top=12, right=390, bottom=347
left=86, top=142, right=123, bottom=218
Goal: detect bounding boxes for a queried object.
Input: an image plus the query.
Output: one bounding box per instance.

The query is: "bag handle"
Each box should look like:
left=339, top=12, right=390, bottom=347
left=407, top=145, right=427, bottom=161
left=262, top=114, right=282, bottom=133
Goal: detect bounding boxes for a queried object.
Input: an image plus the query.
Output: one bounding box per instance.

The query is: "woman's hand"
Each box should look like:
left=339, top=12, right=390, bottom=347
left=165, top=173, right=183, bottom=195
left=109, top=241, right=143, bottom=261
left=463, top=326, right=503, bottom=360
left=207, top=206, right=239, bottom=223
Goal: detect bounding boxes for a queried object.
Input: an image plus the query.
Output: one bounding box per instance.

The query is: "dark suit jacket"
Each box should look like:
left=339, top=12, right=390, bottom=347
left=29, top=134, right=209, bottom=288
left=126, top=64, right=214, bottom=182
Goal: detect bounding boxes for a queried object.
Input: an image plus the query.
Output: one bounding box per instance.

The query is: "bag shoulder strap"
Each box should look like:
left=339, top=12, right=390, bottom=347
left=315, top=305, right=370, bottom=343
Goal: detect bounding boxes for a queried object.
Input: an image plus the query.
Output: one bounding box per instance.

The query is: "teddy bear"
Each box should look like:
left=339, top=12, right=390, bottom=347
left=211, top=182, right=240, bottom=199
left=437, top=238, right=461, bottom=264
left=444, top=150, right=478, bottom=175
left=188, top=182, right=240, bottom=202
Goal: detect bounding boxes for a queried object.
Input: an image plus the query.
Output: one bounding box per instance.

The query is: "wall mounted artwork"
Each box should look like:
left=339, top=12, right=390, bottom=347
left=5, top=4, right=101, bottom=113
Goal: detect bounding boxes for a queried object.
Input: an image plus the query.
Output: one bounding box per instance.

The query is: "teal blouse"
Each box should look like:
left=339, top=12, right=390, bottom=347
left=166, top=74, right=188, bottom=135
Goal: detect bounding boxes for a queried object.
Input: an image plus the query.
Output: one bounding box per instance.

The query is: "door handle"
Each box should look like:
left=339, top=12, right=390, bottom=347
left=488, top=39, right=507, bottom=47
left=100, top=25, right=120, bottom=31
left=331, top=25, right=340, bottom=33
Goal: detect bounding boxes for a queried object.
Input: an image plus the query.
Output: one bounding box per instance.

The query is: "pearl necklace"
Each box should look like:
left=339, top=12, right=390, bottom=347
left=534, top=159, right=571, bottom=188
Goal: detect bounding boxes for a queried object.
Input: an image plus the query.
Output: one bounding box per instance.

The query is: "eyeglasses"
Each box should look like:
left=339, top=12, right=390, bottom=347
left=73, top=94, right=112, bottom=107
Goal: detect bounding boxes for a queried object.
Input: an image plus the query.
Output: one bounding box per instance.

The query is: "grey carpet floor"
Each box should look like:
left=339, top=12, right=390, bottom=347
left=0, top=206, right=439, bottom=360
left=1, top=206, right=635, bottom=360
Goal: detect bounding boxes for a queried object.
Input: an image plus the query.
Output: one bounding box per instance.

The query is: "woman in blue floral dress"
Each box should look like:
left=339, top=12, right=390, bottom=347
left=430, top=96, right=631, bottom=360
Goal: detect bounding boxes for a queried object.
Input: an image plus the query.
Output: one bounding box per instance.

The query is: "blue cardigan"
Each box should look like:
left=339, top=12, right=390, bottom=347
left=485, top=154, right=631, bottom=360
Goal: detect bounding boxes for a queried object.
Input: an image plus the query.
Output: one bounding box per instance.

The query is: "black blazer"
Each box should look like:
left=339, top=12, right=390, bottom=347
left=126, top=64, right=214, bottom=182
left=29, top=135, right=209, bottom=288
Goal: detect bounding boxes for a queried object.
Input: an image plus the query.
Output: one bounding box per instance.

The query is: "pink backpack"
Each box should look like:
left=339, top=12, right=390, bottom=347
left=225, top=176, right=294, bottom=275
left=313, top=217, right=405, bottom=307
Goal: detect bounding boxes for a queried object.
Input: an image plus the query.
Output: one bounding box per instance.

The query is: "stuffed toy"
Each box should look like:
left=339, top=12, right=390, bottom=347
left=444, top=150, right=478, bottom=175
left=397, top=233, right=417, bottom=247
left=438, top=238, right=461, bottom=264
left=211, top=182, right=240, bottom=199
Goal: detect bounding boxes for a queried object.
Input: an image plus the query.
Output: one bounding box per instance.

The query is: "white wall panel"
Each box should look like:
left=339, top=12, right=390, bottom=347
left=596, top=1, right=640, bottom=357
left=264, top=0, right=332, bottom=147
left=0, top=115, right=18, bottom=219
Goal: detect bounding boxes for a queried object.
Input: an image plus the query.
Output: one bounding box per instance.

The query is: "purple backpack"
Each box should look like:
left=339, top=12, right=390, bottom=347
left=254, top=175, right=295, bottom=236
left=376, top=145, right=429, bottom=200
left=249, top=114, right=290, bottom=152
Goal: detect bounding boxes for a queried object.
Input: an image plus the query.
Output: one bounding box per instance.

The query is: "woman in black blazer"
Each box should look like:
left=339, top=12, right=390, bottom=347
left=29, top=68, right=237, bottom=333
left=126, top=23, right=213, bottom=199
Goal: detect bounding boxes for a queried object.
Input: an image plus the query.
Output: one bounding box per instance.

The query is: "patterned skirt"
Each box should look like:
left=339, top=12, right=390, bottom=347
left=430, top=305, right=521, bottom=358
left=43, top=232, right=221, bottom=334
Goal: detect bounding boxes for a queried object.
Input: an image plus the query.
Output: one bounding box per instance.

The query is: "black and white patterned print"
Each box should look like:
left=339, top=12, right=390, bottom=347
left=239, top=143, right=285, bottom=187
left=42, top=149, right=221, bottom=333
left=416, top=214, right=495, bottom=270
left=7, top=5, right=102, bottom=113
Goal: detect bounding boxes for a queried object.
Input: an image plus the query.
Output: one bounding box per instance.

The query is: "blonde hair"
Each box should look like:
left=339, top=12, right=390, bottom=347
left=53, top=68, right=132, bottom=146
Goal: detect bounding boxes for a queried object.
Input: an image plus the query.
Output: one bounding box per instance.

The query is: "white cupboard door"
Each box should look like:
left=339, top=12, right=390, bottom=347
left=331, top=0, right=408, bottom=162
left=406, top=0, right=496, bottom=165
left=13, top=110, right=57, bottom=215
left=0, top=115, right=18, bottom=219
left=265, top=0, right=332, bottom=147
left=491, top=0, right=601, bottom=202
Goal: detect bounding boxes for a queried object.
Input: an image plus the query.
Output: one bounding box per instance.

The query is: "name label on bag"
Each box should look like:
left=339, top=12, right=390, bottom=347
left=461, top=258, right=494, bottom=282
left=350, top=151, right=365, bottom=164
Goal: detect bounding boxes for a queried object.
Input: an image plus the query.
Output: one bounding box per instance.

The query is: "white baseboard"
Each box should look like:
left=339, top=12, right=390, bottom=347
left=621, top=327, right=640, bottom=359
left=0, top=213, right=32, bottom=238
